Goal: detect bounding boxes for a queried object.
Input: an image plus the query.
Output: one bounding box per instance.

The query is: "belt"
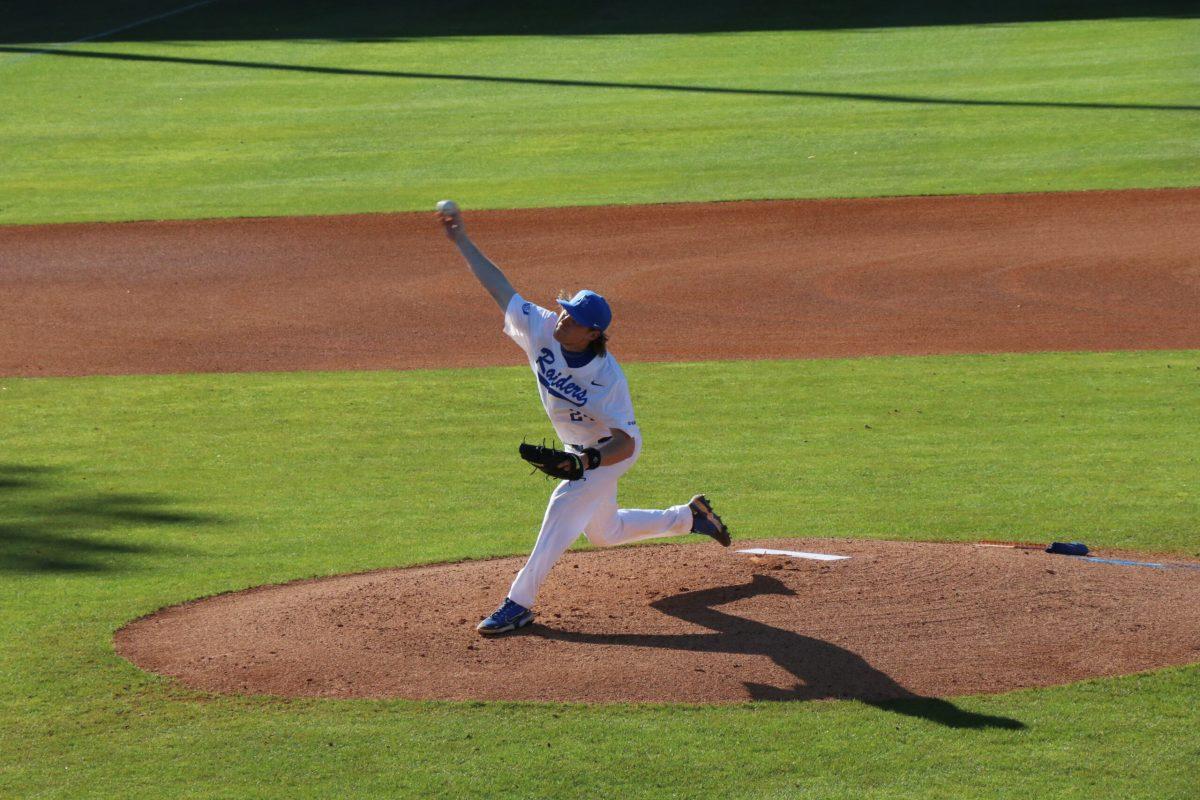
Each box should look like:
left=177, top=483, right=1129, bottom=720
left=568, top=435, right=611, bottom=451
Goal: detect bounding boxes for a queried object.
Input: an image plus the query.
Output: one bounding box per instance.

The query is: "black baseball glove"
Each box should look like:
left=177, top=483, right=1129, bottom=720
left=519, top=441, right=601, bottom=481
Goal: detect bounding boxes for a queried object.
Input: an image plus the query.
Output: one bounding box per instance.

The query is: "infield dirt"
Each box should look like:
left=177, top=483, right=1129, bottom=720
left=3, top=188, right=1198, bottom=377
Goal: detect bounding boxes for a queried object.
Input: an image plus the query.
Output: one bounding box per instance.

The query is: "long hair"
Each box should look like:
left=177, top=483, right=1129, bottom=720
left=558, top=289, right=608, bottom=358
left=589, top=331, right=608, bottom=358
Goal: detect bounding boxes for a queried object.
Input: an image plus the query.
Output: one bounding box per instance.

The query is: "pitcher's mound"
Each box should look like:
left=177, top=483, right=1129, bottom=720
left=115, top=539, right=1200, bottom=703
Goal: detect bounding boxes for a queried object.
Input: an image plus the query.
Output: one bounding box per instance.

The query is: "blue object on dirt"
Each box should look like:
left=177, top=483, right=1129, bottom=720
left=1046, top=541, right=1090, bottom=556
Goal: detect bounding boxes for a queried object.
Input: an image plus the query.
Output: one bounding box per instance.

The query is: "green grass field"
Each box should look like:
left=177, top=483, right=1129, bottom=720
left=2, top=353, right=1199, bottom=797
left=2, top=3, right=1199, bottom=797
left=1, top=8, right=1196, bottom=223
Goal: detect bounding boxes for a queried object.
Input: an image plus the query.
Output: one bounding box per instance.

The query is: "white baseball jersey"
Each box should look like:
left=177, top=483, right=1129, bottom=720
left=504, top=293, right=639, bottom=447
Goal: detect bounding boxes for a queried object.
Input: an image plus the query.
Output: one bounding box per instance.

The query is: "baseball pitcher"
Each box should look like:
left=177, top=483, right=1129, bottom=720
left=437, top=200, right=731, bottom=635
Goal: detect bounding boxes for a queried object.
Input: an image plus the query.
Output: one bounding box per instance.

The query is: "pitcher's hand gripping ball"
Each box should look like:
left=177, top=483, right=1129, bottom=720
left=436, top=199, right=463, bottom=241
left=519, top=441, right=600, bottom=481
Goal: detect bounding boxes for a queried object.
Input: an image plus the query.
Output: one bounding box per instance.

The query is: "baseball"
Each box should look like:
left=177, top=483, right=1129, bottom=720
left=436, top=199, right=459, bottom=216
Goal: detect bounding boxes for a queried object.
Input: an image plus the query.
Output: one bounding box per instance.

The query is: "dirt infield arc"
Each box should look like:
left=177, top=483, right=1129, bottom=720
left=3, top=188, right=1199, bottom=377
left=115, top=539, right=1200, bottom=703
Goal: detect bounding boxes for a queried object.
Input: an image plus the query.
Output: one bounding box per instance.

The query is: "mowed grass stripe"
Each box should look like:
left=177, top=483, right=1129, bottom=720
left=1, top=350, right=1198, bottom=797
left=1, top=17, right=1197, bottom=224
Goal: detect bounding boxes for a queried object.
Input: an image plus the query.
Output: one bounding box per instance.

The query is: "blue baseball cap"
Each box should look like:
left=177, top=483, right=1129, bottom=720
left=557, top=289, right=612, bottom=331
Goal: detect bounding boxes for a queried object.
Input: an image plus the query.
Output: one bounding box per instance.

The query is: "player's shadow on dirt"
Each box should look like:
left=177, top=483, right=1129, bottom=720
left=0, top=463, right=224, bottom=573
left=533, top=573, right=1024, bottom=730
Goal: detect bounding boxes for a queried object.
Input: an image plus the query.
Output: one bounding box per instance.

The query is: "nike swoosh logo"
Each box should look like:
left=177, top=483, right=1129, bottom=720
left=591, top=381, right=604, bottom=387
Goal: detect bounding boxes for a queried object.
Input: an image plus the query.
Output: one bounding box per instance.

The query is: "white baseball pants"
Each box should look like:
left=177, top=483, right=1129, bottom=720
left=507, top=443, right=693, bottom=610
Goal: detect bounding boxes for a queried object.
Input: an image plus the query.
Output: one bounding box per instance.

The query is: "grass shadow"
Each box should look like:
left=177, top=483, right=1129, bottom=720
left=533, top=573, right=1025, bottom=729
left=0, top=463, right=225, bottom=573
left=4, top=1, right=1195, bottom=45
left=1, top=45, right=1194, bottom=113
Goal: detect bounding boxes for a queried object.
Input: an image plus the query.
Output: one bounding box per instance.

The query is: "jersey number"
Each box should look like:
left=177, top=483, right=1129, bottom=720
left=568, top=410, right=584, bottom=422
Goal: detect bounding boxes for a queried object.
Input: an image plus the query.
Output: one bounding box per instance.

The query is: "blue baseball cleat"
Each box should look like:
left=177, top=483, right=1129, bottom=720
left=476, top=597, right=535, bottom=635
left=689, top=494, right=731, bottom=546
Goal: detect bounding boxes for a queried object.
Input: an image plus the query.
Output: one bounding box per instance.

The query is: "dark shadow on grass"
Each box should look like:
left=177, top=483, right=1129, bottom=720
left=3, top=1, right=1194, bottom=45
left=0, top=463, right=224, bottom=573
left=2, top=45, right=1196, bottom=113
left=532, top=573, right=1025, bottom=729
left=0, top=463, right=61, bottom=489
